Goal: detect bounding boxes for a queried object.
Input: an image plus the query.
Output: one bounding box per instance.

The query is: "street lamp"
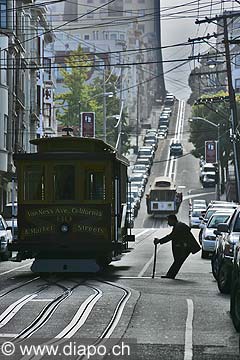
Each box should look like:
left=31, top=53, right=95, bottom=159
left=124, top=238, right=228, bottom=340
left=106, top=99, right=124, bottom=153
left=189, top=116, right=221, bottom=200
left=88, top=91, right=113, bottom=142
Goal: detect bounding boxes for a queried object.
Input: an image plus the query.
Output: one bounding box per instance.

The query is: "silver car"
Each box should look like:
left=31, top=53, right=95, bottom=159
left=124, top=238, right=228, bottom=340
left=0, top=215, right=13, bottom=260
left=200, top=210, right=235, bottom=258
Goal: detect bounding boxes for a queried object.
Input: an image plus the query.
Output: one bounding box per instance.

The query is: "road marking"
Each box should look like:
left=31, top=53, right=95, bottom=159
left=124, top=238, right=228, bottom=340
left=137, top=246, right=160, bottom=277
left=0, top=262, right=32, bottom=277
left=0, top=333, right=18, bottom=338
left=135, top=229, right=149, bottom=238
left=0, top=294, right=38, bottom=327
left=184, top=298, right=194, bottom=360
left=183, top=192, right=215, bottom=201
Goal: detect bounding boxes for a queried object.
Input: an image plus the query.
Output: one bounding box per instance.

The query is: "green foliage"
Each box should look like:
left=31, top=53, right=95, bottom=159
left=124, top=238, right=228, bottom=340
left=55, top=46, right=131, bottom=153
left=189, top=91, right=238, bottom=168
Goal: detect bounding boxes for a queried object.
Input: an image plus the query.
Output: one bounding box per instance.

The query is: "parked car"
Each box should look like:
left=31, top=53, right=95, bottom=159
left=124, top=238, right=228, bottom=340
left=170, top=142, right=183, bottom=156
left=212, top=206, right=240, bottom=294
left=144, top=138, right=158, bottom=150
left=146, top=128, right=158, bottom=135
left=137, top=146, right=154, bottom=163
left=6, top=219, right=18, bottom=242
left=158, top=125, right=168, bottom=135
left=200, top=210, right=234, bottom=259
left=162, top=107, right=172, bottom=116
left=0, top=215, right=13, bottom=260
left=158, top=131, right=167, bottom=140
left=127, top=194, right=139, bottom=217
left=126, top=210, right=134, bottom=228
left=128, top=189, right=141, bottom=209
left=230, top=229, right=240, bottom=331
left=202, top=172, right=216, bottom=188
left=132, top=164, right=150, bottom=176
left=130, top=181, right=145, bottom=198
left=164, top=94, right=175, bottom=105
left=189, top=199, right=207, bottom=214
left=189, top=208, right=206, bottom=228
left=134, top=157, right=151, bottom=173
left=200, top=163, right=216, bottom=182
left=129, top=173, right=148, bottom=186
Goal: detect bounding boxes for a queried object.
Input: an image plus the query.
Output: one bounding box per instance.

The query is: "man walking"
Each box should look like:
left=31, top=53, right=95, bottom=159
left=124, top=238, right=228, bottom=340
left=154, top=214, right=201, bottom=279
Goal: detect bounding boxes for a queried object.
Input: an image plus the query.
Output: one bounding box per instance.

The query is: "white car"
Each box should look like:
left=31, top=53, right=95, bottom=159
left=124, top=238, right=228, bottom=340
left=189, top=208, right=206, bottom=228
left=0, top=215, right=13, bottom=260
left=200, top=210, right=235, bottom=257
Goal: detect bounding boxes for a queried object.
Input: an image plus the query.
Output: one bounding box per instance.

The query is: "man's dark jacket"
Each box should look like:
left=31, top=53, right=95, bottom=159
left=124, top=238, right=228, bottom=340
left=160, top=221, right=201, bottom=257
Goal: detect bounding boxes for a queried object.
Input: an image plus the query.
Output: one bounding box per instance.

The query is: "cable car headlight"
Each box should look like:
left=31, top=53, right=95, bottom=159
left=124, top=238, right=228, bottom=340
left=60, top=224, right=69, bottom=233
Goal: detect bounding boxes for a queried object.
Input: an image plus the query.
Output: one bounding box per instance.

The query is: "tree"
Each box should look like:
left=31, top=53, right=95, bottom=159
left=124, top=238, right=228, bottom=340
left=189, top=91, right=240, bottom=190
left=55, top=46, right=131, bottom=153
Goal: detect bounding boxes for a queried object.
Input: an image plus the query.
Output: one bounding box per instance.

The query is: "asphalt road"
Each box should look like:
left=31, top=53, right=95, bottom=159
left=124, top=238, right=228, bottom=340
left=0, top=101, right=239, bottom=360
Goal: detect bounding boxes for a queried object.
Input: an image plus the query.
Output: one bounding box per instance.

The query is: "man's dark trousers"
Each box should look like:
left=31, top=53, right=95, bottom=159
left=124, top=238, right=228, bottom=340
left=166, top=246, right=190, bottom=279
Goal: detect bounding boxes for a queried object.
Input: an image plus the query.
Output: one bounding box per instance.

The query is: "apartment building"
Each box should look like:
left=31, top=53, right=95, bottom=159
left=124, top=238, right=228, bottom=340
left=49, top=0, right=165, bottom=128
left=0, top=1, right=55, bottom=209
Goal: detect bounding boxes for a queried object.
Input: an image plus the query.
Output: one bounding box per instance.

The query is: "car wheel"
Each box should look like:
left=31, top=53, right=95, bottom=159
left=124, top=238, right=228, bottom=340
left=211, top=253, right=219, bottom=280
left=199, top=229, right=203, bottom=244
left=217, top=262, right=231, bottom=294
left=201, top=249, right=209, bottom=259
left=230, top=279, right=240, bottom=332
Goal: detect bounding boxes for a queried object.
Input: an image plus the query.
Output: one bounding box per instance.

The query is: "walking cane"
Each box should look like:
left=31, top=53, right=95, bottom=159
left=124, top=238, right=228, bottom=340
left=152, top=242, right=158, bottom=279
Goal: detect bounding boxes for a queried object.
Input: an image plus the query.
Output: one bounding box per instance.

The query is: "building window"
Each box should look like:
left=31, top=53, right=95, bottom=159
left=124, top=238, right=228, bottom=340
left=110, top=33, right=117, bottom=40
left=235, top=54, right=240, bottom=69
left=0, top=49, right=7, bottom=85
left=84, top=34, right=90, bottom=40
left=4, top=114, right=7, bottom=149
left=0, top=0, right=7, bottom=28
left=235, top=78, right=240, bottom=93
left=138, top=24, right=145, bottom=33
left=139, top=9, right=145, bottom=16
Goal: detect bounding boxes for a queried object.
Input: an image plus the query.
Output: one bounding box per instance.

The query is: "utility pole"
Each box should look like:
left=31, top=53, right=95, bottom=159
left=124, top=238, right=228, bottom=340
left=190, top=12, right=240, bottom=202
left=222, top=15, right=240, bottom=201
left=103, top=66, right=107, bottom=143
left=136, top=85, right=140, bottom=154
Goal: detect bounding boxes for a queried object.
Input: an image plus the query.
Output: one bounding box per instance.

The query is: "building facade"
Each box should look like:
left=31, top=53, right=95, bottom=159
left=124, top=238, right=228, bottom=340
left=49, top=0, right=165, bottom=129
left=0, top=0, right=55, bottom=210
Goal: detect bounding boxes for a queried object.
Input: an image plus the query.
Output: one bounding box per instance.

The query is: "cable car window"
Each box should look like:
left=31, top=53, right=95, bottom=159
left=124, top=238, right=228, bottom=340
left=53, top=165, right=75, bottom=200
left=24, top=166, right=45, bottom=201
left=86, top=171, right=106, bottom=200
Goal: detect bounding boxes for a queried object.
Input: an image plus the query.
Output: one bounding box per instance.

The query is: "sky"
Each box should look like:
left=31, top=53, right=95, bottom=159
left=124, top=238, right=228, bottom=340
left=160, top=0, right=239, bottom=101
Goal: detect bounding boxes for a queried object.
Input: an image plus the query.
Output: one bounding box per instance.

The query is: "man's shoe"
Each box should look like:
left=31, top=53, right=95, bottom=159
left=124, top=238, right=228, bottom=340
left=161, top=275, right=175, bottom=279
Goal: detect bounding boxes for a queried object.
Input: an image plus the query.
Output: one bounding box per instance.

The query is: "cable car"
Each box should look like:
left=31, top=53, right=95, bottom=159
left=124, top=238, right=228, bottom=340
left=9, top=134, right=134, bottom=272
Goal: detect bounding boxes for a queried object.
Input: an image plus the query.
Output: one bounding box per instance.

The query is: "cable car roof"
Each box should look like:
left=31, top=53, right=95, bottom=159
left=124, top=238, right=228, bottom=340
left=14, top=136, right=129, bottom=165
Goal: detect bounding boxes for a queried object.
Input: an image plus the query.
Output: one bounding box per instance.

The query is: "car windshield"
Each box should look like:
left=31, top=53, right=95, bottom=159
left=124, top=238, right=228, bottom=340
left=208, top=214, right=230, bottom=228
left=205, top=209, right=218, bottom=220
left=171, top=143, right=181, bottom=148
